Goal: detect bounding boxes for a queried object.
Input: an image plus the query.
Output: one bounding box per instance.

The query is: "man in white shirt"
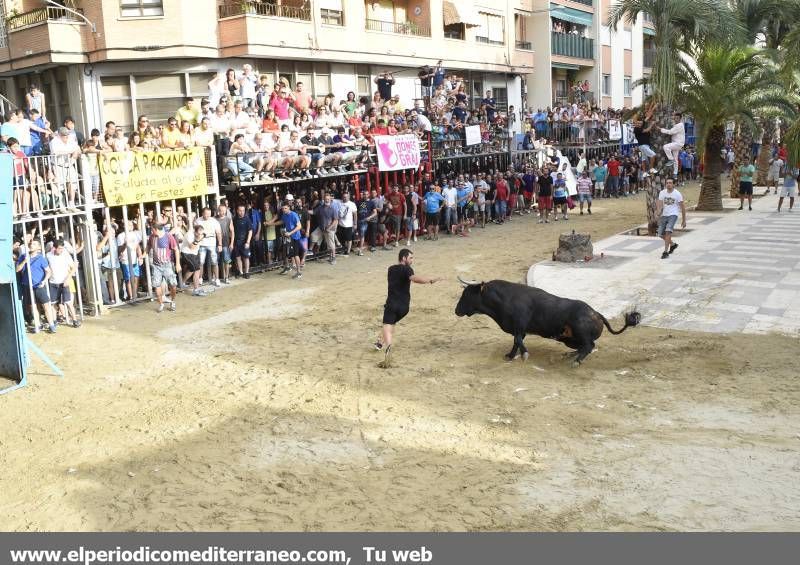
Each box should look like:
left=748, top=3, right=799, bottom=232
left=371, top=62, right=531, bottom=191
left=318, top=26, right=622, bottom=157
left=660, top=112, right=685, bottom=178
left=194, top=206, right=223, bottom=287
left=338, top=191, right=358, bottom=256
left=46, top=238, right=80, bottom=327
left=411, top=110, right=432, bottom=133
left=441, top=182, right=458, bottom=235
left=49, top=127, right=82, bottom=211
left=656, top=178, right=686, bottom=260
left=209, top=104, right=232, bottom=138
left=239, top=64, right=258, bottom=110
left=116, top=219, right=143, bottom=302
left=767, top=156, right=784, bottom=195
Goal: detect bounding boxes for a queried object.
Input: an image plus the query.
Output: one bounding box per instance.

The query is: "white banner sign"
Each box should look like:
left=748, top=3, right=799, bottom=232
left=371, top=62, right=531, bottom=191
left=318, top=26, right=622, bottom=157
left=464, top=125, right=481, bottom=146
left=607, top=119, right=622, bottom=141
left=375, top=134, right=421, bottom=172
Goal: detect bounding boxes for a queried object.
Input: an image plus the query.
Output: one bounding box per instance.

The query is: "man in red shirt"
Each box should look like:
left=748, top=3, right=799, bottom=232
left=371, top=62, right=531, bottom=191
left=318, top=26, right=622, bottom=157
left=293, top=82, right=313, bottom=113
left=372, top=119, right=389, bottom=136
left=386, top=185, right=406, bottom=246
left=607, top=155, right=620, bottom=198
left=493, top=173, right=509, bottom=224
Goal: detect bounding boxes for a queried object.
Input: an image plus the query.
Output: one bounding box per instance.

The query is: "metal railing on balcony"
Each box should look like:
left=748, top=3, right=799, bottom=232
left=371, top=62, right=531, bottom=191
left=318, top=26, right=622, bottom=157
left=551, top=32, right=593, bottom=59
left=643, top=48, right=656, bottom=68
left=218, top=1, right=312, bottom=21
left=476, top=36, right=504, bottom=45
left=515, top=40, right=532, bottom=50
left=6, top=5, right=84, bottom=32
left=365, top=18, right=430, bottom=36
left=571, top=0, right=593, bottom=5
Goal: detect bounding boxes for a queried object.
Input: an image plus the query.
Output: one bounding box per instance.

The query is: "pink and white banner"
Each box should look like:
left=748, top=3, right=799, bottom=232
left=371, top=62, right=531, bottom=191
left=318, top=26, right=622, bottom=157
left=375, top=134, right=421, bottom=172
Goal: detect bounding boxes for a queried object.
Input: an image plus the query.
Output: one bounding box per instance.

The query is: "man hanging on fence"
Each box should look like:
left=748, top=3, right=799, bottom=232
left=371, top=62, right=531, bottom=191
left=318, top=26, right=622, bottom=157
left=660, top=112, right=685, bottom=180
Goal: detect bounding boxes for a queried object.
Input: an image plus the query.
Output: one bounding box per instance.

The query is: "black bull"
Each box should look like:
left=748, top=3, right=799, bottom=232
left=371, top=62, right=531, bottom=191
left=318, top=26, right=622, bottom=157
left=455, top=279, right=641, bottom=364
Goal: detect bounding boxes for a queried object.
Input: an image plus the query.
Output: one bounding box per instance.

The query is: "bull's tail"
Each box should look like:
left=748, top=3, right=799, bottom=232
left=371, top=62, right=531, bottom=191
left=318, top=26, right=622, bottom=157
left=601, top=311, right=641, bottom=335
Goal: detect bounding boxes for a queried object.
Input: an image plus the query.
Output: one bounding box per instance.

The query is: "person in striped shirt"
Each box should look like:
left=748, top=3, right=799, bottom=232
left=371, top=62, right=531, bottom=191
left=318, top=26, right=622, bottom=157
left=147, top=222, right=181, bottom=313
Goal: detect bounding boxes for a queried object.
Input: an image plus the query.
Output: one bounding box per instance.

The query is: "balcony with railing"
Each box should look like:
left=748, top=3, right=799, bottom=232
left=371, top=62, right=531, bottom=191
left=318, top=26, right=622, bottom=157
left=643, top=48, right=656, bottom=68
left=6, top=3, right=84, bottom=31
left=515, top=40, right=532, bottom=50
left=2, top=2, right=86, bottom=68
left=569, top=0, right=593, bottom=6
left=551, top=32, right=593, bottom=60
left=218, top=0, right=311, bottom=20
left=218, top=0, right=314, bottom=55
left=365, top=18, right=430, bottom=36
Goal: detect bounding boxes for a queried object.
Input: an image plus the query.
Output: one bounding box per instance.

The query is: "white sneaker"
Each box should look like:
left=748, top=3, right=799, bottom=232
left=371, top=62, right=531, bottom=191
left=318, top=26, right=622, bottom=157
left=213, top=279, right=221, bottom=287
left=157, top=303, right=165, bottom=313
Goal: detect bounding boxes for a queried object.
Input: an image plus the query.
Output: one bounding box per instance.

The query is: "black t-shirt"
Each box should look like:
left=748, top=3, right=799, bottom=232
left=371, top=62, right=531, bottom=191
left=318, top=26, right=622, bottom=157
left=634, top=125, right=651, bottom=146
left=300, top=135, right=321, bottom=154
left=377, top=78, right=393, bottom=100
left=418, top=68, right=432, bottom=87
left=405, top=192, right=415, bottom=217
left=387, top=263, right=414, bottom=307
left=298, top=209, right=310, bottom=236
left=538, top=175, right=553, bottom=197
left=233, top=215, right=251, bottom=243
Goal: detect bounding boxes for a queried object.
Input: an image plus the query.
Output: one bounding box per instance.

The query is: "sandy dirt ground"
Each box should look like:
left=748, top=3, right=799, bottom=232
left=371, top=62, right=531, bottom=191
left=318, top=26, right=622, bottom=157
left=2, top=182, right=800, bottom=532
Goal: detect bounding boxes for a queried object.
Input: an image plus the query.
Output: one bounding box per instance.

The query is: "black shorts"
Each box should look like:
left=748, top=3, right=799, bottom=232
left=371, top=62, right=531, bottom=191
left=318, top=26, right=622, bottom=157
left=341, top=226, right=355, bottom=241
left=182, top=253, right=201, bottom=273
left=233, top=241, right=250, bottom=258
left=553, top=196, right=568, bottom=205
left=49, top=283, right=71, bottom=304
left=287, top=238, right=304, bottom=258
left=425, top=211, right=439, bottom=225
left=382, top=302, right=410, bottom=325
left=33, top=285, right=51, bottom=305
left=681, top=167, right=692, bottom=174
left=739, top=181, right=753, bottom=195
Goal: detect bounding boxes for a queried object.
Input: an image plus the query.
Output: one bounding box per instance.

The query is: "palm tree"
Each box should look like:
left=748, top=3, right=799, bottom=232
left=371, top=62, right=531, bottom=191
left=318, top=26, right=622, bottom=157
left=674, top=44, right=796, bottom=210
left=608, top=0, right=742, bottom=107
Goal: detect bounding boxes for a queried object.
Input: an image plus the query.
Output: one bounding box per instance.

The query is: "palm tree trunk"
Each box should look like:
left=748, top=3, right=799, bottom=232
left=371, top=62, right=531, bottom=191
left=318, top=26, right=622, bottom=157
left=697, top=126, right=725, bottom=211
left=645, top=102, right=674, bottom=233
left=729, top=121, right=753, bottom=198
left=755, top=120, right=774, bottom=186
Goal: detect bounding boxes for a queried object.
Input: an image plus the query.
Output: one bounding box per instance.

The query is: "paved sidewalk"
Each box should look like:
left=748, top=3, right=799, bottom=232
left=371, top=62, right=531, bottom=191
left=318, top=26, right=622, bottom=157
left=528, top=192, right=800, bottom=335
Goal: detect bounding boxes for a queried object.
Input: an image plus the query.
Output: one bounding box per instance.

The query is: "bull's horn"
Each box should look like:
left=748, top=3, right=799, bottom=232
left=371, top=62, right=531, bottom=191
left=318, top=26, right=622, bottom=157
left=457, top=275, right=480, bottom=287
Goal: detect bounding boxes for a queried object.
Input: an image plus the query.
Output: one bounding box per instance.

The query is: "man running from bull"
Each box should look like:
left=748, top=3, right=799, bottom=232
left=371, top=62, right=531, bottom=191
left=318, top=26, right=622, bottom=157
left=374, top=249, right=442, bottom=367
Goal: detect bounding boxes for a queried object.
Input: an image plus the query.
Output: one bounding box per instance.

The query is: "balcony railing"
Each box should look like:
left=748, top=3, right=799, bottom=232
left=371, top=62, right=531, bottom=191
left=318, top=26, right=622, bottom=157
left=218, top=1, right=312, bottom=21
left=554, top=90, right=595, bottom=106
left=365, top=18, right=430, bottom=36
left=643, top=48, right=656, bottom=68
left=476, top=36, right=504, bottom=45
left=551, top=32, right=593, bottom=59
left=571, top=0, right=593, bottom=5
left=6, top=5, right=84, bottom=32
left=515, top=40, right=532, bottom=50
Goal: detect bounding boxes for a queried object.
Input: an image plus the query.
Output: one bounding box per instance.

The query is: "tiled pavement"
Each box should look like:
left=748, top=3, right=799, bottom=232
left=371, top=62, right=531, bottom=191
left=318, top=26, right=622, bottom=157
left=527, top=193, right=800, bottom=335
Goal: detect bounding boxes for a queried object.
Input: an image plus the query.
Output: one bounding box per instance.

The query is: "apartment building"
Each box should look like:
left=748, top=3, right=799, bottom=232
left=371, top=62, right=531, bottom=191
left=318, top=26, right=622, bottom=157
left=527, top=0, right=651, bottom=111
left=0, top=0, right=534, bottom=135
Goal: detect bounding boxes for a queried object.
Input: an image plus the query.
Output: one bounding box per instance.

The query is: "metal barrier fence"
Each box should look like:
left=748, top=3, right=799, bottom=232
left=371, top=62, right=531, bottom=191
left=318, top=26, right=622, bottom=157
left=12, top=155, right=104, bottom=330
left=531, top=119, right=610, bottom=146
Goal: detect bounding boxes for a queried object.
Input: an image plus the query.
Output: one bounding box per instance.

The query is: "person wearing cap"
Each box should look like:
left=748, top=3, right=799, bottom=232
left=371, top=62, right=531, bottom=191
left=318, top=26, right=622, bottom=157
left=146, top=221, right=181, bottom=312
left=49, top=126, right=82, bottom=212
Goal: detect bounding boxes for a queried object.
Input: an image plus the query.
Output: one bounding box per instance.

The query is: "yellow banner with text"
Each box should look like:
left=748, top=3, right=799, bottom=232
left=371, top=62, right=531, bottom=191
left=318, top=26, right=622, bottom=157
left=99, top=148, right=208, bottom=206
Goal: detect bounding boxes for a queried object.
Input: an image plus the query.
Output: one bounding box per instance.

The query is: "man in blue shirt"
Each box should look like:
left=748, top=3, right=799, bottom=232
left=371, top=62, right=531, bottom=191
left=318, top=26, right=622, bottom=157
left=482, top=90, right=497, bottom=123
left=423, top=185, right=445, bottom=240
left=456, top=181, right=473, bottom=234
left=15, top=239, right=56, bottom=332
left=267, top=201, right=305, bottom=279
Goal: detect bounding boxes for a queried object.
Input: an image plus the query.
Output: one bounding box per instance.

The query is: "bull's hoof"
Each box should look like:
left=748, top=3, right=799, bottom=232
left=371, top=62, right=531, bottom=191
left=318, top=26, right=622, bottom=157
left=504, top=354, right=516, bottom=362
left=521, top=352, right=529, bottom=362
left=571, top=359, right=582, bottom=368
